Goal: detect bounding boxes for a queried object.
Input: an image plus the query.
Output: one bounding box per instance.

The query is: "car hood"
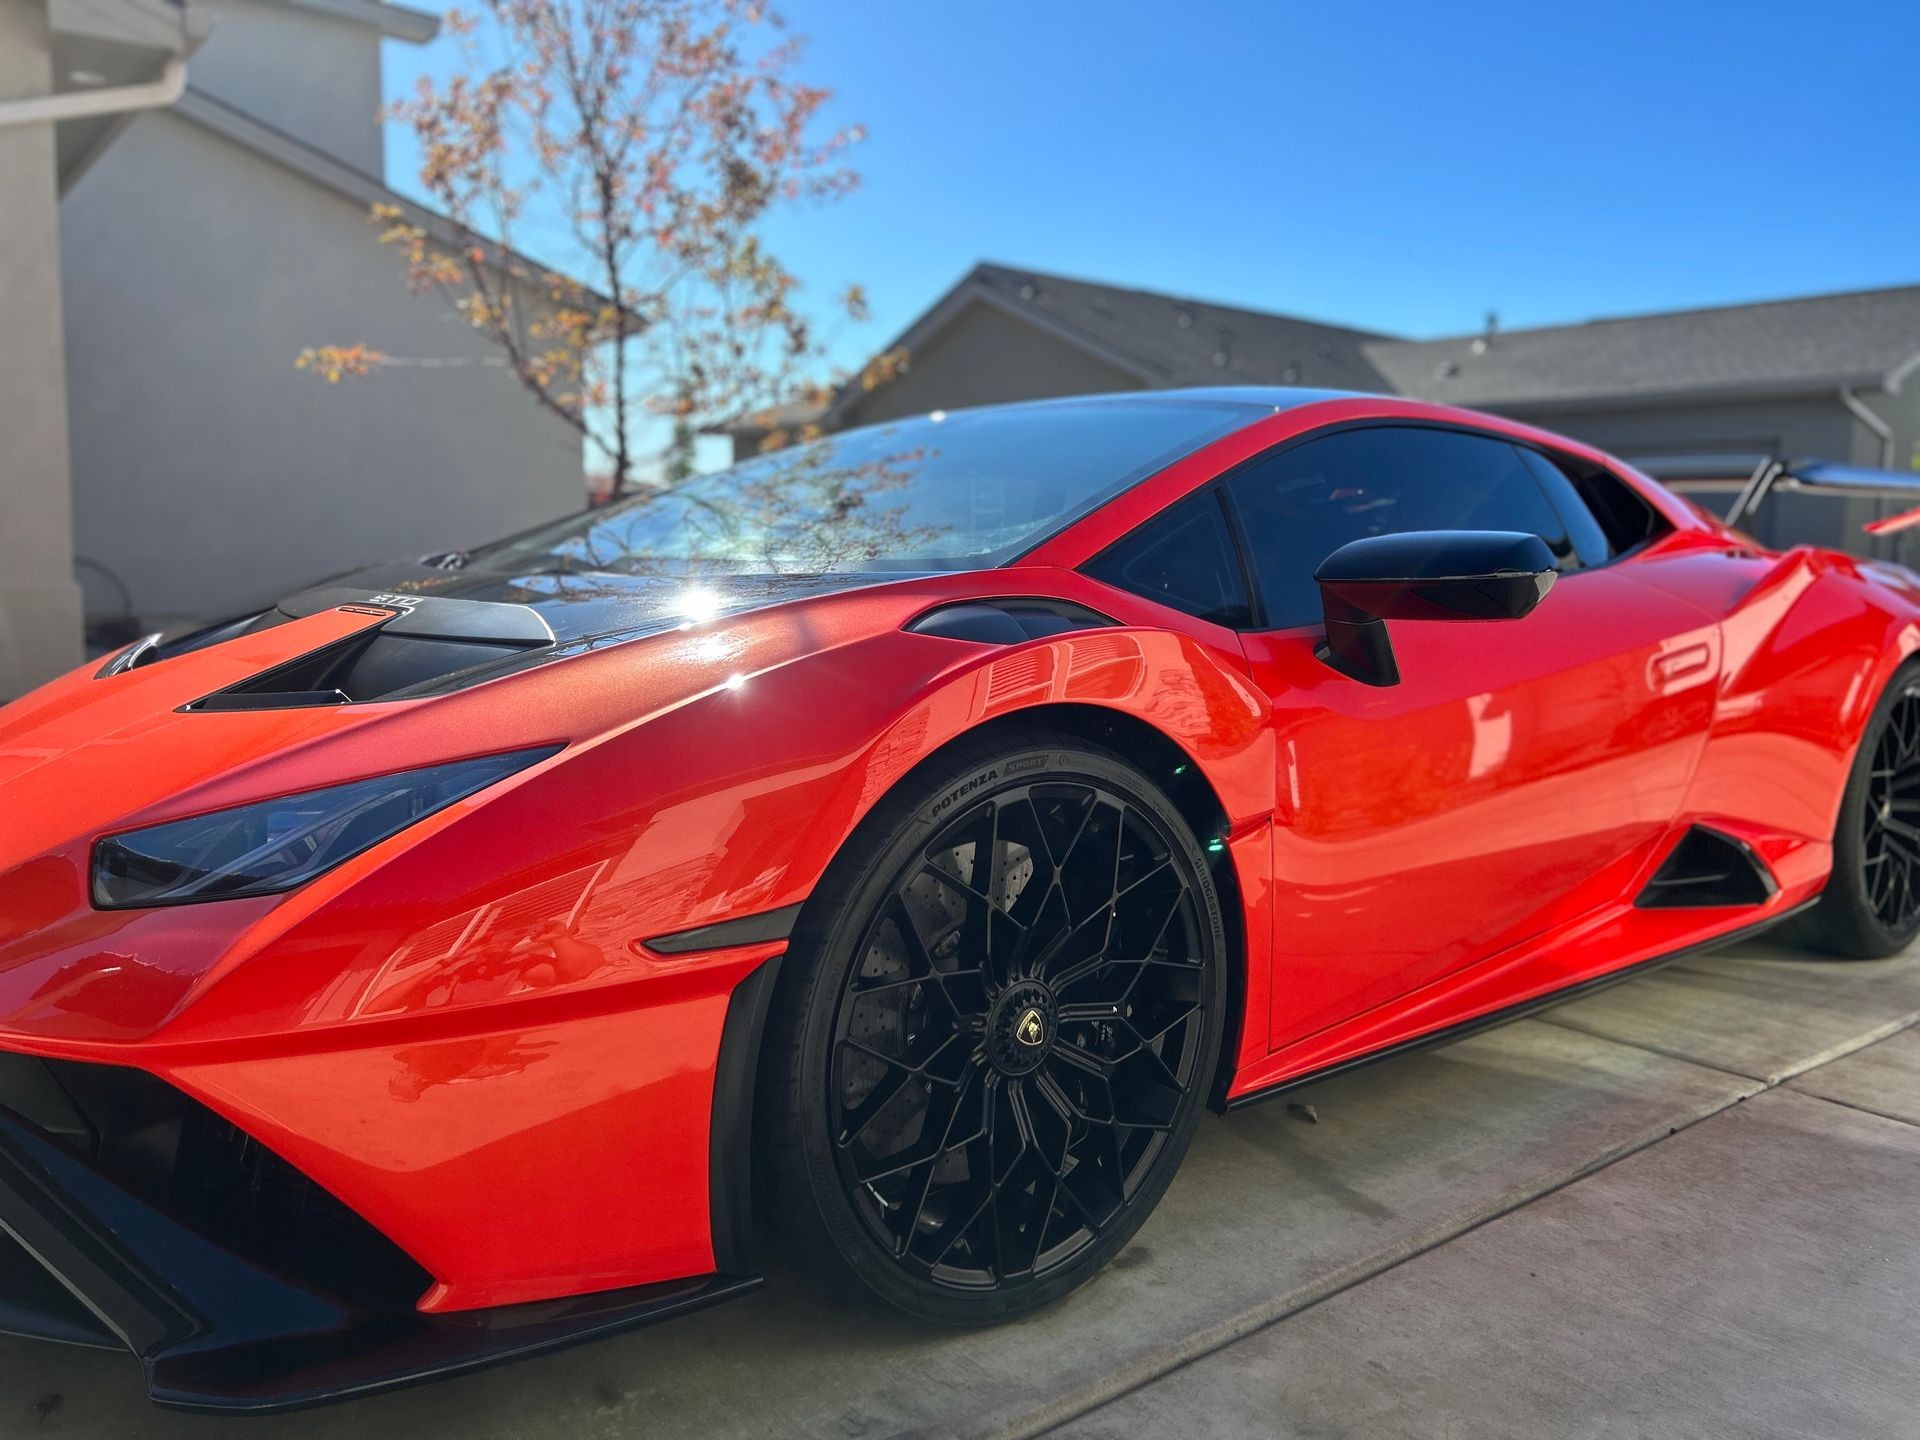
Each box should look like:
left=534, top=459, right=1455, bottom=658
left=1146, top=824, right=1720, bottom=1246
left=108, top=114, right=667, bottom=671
left=95, top=561, right=935, bottom=711
left=0, top=553, right=1136, bottom=1046
left=272, top=561, right=924, bottom=647
left=0, top=562, right=936, bottom=874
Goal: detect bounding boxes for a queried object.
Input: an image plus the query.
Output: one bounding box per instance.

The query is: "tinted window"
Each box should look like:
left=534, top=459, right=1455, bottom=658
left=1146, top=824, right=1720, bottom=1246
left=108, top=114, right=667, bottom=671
left=1573, top=460, right=1668, bottom=554
left=474, top=399, right=1253, bottom=575
left=1084, top=493, right=1253, bottom=627
left=1226, top=426, right=1580, bottom=630
left=1517, top=447, right=1613, bottom=567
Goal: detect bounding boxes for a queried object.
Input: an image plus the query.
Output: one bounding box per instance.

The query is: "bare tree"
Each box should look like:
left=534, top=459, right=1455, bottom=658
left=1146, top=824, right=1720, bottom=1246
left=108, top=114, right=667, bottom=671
left=300, top=0, right=891, bottom=491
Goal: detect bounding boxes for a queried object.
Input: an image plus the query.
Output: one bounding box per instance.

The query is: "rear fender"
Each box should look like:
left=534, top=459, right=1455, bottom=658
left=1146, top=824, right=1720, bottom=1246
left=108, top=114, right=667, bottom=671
left=1682, top=548, right=1920, bottom=845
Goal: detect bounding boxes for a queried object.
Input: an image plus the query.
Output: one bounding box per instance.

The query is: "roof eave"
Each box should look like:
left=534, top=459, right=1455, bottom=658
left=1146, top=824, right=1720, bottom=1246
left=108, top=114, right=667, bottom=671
left=703, top=402, right=829, bottom=439
left=817, top=265, right=1165, bottom=429
left=171, top=88, right=609, bottom=308
left=282, top=0, right=440, bottom=43
left=1443, top=374, right=1890, bottom=417
left=965, top=281, right=1167, bottom=385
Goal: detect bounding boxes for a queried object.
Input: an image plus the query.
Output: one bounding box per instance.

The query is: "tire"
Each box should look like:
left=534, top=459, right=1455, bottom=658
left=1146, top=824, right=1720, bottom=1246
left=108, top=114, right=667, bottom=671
left=756, top=725, right=1228, bottom=1325
left=1791, top=661, right=1920, bottom=959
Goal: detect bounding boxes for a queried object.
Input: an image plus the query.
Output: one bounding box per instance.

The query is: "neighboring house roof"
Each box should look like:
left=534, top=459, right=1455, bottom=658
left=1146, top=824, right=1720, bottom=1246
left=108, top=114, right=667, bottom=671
left=803, top=262, right=1393, bottom=431
left=790, top=264, right=1920, bottom=436
left=172, top=87, right=612, bottom=309
left=714, top=398, right=831, bottom=444
left=958, top=263, right=1397, bottom=391
left=1367, top=285, right=1920, bottom=411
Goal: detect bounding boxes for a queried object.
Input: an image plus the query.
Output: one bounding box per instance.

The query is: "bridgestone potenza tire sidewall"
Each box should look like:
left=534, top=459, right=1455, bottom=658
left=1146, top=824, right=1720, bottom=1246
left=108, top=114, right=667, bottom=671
left=766, top=731, right=1228, bottom=1326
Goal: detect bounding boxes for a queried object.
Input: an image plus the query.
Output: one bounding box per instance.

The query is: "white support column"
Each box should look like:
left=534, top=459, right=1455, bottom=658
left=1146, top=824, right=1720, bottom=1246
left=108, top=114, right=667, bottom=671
left=0, top=0, right=85, bottom=699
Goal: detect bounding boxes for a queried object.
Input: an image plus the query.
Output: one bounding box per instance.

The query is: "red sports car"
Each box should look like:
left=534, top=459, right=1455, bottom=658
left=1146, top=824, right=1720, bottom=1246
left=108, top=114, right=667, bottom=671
left=3, top=389, right=1918, bottom=1410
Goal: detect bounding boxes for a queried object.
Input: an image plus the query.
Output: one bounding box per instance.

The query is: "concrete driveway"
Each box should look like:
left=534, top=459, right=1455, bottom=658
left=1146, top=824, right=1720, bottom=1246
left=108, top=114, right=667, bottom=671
left=4, top=940, right=1917, bottom=1438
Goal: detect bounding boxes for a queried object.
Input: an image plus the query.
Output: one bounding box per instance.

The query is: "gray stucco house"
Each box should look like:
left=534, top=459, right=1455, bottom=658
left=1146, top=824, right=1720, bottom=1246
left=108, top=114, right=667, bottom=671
left=0, top=0, right=587, bottom=698
left=730, top=262, right=1920, bottom=556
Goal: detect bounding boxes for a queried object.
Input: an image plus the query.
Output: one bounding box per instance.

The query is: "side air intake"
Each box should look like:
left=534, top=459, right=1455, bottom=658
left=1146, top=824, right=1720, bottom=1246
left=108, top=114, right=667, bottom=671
left=1635, top=826, right=1778, bottom=909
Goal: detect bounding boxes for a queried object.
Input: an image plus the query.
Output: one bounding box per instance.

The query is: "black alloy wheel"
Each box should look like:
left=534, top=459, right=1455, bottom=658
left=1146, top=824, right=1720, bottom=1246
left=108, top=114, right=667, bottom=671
left=1792, top=666, right=1920, bottom=959
left=1862, top=689, right=1920, bottom=931
left=758, top=730, right=1227, bottom=1324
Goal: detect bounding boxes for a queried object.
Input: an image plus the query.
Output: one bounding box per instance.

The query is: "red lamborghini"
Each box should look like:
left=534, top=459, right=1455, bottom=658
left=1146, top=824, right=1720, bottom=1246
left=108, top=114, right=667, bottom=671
left=3, top=388, right=1919, bottom=1411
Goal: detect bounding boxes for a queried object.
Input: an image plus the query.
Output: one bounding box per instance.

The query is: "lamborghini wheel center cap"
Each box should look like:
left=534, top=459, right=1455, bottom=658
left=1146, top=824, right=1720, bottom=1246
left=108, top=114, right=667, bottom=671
left=988, top=982, right=1056, bottom=1074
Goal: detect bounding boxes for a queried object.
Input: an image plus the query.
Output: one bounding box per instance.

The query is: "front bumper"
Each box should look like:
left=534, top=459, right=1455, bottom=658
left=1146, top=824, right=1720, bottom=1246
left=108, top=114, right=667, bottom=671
left=0, top=1056, right=756, bottom=1412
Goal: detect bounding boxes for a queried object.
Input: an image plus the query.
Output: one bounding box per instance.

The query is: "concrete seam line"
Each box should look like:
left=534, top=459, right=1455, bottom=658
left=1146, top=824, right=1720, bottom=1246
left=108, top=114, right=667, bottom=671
left=1762, top=1013, right=1920, bottom=1085
left=993, top=1012, right=1920, bottom=1440
left=968, top=1073, right=1769, bottom=1440
left=1785, top=1087, right=1920, bottom=1132
left=1528, top=1013, right=1771, bottom=1081
left=1530, top=1008, right=1920, bottom=1087
left=1665, top=957, right=1908, bottom=994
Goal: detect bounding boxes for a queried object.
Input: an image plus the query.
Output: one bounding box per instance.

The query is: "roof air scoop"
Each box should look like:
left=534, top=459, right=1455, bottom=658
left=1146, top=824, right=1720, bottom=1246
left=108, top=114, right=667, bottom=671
left=275, top=589, right=555, bottom=647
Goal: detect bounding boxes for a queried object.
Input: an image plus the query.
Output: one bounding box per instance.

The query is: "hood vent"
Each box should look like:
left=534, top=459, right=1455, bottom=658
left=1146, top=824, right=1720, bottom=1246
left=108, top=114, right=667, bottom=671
left=275, top=589, right=555, bottom=647
left=184, top=598, right=555, bottom=711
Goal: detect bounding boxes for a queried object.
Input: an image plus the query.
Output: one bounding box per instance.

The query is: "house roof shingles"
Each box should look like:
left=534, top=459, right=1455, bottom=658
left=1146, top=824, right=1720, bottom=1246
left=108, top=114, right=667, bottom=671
left=733, top=267, right=1920, bottom=439
left=1367, top=284, right=1920, bottom=410
left=966, top=263, right=1398, bottom=392
left=911, top=264, right=1920, bottom=413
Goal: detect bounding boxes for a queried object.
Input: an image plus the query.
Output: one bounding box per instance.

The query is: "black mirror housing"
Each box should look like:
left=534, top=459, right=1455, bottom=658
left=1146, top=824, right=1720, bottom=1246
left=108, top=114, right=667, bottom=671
left=1312, top=530, right=1557, bottom=687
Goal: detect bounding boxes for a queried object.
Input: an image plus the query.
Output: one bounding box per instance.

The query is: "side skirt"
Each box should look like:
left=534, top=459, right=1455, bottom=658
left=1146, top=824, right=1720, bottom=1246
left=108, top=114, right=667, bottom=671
left=1222, top=897, right=1818, bottom=1113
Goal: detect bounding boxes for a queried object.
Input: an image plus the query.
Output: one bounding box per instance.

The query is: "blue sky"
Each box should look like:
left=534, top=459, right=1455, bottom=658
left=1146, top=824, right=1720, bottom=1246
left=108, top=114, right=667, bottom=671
left=387, top=0, right=1920, bottom=378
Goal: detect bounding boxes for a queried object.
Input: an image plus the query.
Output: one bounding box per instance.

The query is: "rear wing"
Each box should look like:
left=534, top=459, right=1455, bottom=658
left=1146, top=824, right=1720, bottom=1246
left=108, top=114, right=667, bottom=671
left=1636, top=456, right=1920, bottom=537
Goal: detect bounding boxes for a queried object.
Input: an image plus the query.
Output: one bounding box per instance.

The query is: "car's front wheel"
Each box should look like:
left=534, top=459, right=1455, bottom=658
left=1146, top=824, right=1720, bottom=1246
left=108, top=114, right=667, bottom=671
left=757, top=727, right=1227, bottom=1325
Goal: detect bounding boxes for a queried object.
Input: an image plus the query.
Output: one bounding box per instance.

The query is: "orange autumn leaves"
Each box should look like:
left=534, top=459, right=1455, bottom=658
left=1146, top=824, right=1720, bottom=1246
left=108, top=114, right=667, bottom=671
left=294, top=344, right=387, bottom=382
left=300, top=0, right=885, bottom=490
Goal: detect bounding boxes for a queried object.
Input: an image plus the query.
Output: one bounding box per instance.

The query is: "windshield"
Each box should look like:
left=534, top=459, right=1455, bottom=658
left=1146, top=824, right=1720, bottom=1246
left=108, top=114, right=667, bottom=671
left=474, top=398, right=1253, bottom=576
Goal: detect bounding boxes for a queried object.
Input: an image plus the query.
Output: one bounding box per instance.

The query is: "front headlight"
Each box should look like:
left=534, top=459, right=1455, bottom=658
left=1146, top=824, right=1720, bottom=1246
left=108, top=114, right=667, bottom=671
left=92, top=748, right=556, bottom=909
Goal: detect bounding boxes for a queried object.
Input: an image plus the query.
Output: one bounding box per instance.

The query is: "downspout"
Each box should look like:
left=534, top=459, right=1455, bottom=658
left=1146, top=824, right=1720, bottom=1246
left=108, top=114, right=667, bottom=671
left=0, top=54, right=185, bottom=130
left=1840, top=383, right=1896, bottom=469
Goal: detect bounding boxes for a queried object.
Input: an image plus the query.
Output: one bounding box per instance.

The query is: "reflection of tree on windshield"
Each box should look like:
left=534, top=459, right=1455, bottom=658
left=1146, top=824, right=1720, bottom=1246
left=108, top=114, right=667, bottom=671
left=685, top=443, right=946, bottom=573
left=472, top=400, right=1256, bottom=579
left=508, top=442, right=952, bottom=576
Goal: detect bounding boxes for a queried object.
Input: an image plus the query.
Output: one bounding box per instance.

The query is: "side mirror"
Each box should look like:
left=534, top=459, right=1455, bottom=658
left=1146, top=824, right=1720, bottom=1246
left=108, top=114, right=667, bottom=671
left=1313, top=530, right=1557, bottom=687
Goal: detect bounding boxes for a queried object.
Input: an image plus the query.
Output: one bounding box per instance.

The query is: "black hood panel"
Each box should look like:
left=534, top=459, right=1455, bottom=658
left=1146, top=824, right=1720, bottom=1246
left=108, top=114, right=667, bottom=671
left=276, top=562, right=918, bottom=646
left=137, top=562, right=932, bottom=706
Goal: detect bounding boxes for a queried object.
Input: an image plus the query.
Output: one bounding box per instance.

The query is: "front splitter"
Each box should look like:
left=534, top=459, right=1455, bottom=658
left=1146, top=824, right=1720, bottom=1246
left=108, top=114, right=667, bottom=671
left=0, top=1105, right=758, bottom=1413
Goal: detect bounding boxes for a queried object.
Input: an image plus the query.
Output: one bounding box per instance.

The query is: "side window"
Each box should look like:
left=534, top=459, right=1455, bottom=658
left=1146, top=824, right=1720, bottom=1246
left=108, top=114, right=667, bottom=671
left=1224, top=426, right=1582, bottom=630
left=1083, top=492, right=1254, bottom=627
left=1516, top=446, right=1613, bottom=567
left=1570, top=459, right=1669, bottom=555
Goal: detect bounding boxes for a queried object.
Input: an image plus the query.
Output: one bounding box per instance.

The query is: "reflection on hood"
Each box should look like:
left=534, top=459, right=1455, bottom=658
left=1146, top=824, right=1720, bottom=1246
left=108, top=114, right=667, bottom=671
left=277, top=560, right=926, bottom=646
